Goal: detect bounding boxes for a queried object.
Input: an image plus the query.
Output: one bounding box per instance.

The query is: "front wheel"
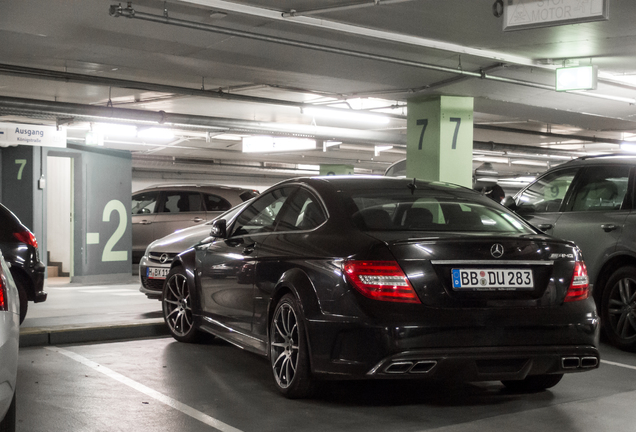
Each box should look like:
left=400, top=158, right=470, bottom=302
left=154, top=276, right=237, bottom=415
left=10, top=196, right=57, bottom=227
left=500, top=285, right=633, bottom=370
left=162, top=267, right=201, bottom=343
left=501, top=374, right=563, bottom=392
left=269, top=294, right=314, bottom=399
left=601, top=266, right=636, bottom=351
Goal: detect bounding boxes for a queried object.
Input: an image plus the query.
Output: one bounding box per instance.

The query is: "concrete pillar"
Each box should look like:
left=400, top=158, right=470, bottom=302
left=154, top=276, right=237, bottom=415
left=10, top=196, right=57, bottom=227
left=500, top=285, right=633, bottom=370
left=406, top=95, right=474, bottom=187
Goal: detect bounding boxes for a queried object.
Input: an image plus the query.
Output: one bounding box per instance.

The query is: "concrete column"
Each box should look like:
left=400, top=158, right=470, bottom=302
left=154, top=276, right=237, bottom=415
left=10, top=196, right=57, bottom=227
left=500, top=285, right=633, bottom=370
left=406, top=95, right=474, bottom=187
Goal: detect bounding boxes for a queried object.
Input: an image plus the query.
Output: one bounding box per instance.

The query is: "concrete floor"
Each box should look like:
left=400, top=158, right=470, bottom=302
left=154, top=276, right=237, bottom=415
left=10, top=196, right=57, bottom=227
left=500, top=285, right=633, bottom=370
left=16, top=337, right=636, bottom=432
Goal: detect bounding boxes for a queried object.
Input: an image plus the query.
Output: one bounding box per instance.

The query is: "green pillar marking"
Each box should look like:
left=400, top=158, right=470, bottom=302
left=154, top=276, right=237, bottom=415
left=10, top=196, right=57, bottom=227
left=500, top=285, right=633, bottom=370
left=406, top=96, right=473, bottom=188
left=320, top=164, right=354, bottom=176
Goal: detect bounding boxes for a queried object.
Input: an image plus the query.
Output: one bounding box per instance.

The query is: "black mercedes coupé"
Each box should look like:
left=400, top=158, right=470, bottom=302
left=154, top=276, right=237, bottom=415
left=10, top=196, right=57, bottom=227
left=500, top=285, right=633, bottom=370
left=161, top=176, right=599, bottom=398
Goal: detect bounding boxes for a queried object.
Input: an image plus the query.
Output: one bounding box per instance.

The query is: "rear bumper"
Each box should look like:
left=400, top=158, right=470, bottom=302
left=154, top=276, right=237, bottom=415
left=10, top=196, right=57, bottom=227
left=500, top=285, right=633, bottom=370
left=305, top=302, right=600, bottom=381
left=365, top=345, right=599, bottom=381
left=32, top=261, right=46, bottom=302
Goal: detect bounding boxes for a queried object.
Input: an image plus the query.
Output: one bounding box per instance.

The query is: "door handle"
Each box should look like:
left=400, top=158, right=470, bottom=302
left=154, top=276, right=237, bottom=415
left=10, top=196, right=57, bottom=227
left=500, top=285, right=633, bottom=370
left=192, top=217, right=204, bottom=223
left=601, top=224, right=618, bottom=232
left=242, top=243, right=256, bottom=255
left=141, top=220, right=152, bottom=225
left=537, top=223, right=553, bottom=231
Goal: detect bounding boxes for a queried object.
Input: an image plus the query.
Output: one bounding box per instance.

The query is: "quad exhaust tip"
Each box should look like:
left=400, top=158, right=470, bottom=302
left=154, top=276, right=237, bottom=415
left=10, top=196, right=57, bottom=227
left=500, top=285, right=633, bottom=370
left=384, top=360, right=437, bottom=374
left=562, top=356, right=598, bottom=369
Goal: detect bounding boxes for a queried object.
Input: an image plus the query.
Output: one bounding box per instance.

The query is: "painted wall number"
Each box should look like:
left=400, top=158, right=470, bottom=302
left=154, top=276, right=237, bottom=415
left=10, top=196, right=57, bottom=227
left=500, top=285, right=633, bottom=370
left=450, top=117, right=461, bottom=149
left=15, top=159, right=27, bottom=180
left=102, top=199, right=128, bottom=262
left=416, top=118, right=462, bottom=150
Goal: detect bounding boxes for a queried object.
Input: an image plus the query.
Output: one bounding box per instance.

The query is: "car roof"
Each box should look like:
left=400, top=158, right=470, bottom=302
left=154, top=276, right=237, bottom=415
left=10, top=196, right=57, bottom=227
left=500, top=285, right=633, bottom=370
left=557, top=154, right=636, bottom=168
left=278, top=175, right=476, bottom=194
left=134, top=183, right=256, bottom=193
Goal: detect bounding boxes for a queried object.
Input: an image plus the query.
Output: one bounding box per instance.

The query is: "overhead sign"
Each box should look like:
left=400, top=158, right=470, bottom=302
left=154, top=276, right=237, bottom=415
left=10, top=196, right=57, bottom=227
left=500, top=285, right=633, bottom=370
left=503, top=0, right=609, bottom=31
left=0, top=122, right=67, bottom=148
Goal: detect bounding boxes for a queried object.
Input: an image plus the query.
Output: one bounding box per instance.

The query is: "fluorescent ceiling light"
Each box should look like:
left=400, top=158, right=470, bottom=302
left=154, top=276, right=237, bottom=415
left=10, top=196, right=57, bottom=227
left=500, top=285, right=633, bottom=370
left=303, top=107, right=390, bottom=124
left=473, top=156, right=509, bottom=164
left=242, top=136, right=316, bottom=153
left=475, top=177, right=499, bottom=183
left=620, top=143, right=636, bottom=152
left=137, top=127, right=175, bottom=140
left=556, top=65, right=598, bottom=91
left=93, top=123, right=137, bottom=137
left=510, top=159, right=548, bottom=167
left=213, top=134, right=244, bottom=141
left=297, top=164, right=320, bottom=171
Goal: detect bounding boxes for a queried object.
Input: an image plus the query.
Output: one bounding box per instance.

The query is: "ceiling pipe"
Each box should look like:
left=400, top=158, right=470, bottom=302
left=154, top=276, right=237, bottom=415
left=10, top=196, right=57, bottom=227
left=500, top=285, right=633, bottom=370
left=180, top=0, right=541, bottom=68
left=475, top=124, right=626, bottom=146
left=0, top=96, right=405, bottom=146
left=0, top=63, right=407, bottom=120
left=281, top=0, right=416, bottom=17
left=109, top=4, right=559, bottom=93
left=0, top=96, right=599, bottom=159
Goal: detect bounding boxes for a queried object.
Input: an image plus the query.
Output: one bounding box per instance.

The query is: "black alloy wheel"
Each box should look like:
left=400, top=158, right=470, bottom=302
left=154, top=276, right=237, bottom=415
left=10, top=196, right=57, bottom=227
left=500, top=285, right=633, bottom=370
left=270, top=294, right=314, bottom=398
left=162, top=267, right=200, bottom=343
left=602, top=266, right=636, bottom=351
left=501, top=373, right=563, bottom=392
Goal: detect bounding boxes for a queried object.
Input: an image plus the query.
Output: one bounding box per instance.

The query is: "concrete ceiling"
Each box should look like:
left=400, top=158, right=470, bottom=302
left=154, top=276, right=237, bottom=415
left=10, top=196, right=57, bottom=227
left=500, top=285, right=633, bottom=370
left=1, top=0, right=636, bottom=185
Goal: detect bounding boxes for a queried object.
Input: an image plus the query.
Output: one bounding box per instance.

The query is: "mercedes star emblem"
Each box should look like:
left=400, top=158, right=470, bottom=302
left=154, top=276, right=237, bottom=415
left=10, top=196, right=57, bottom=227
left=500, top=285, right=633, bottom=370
left=490, top=244, right=504, bottom=259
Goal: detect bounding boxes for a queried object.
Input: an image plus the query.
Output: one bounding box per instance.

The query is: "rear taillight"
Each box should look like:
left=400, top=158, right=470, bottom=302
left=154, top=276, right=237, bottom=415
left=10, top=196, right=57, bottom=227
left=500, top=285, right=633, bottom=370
left=343, top=260, right=421, bottom=304
left=565, top=261, right=589, bottom=302
left=0, top=275, right=6, bottom=311
left=13, top=230, right=38, bottom=248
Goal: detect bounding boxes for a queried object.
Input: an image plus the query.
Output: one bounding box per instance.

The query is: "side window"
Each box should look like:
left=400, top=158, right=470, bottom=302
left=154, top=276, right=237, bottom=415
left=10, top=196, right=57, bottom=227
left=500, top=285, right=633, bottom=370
left=568, top=166, right=630, bottom=212
left=132, top=191, right=159, bottom=215
left=231, top=187, right=294, bottom=236
left=276, top=188, right=326, bottom=231
left=162, top=192, right=204, bottom=213
left=203, top=194, right=231, bottom=212
left=516, top=169, right=578, bottom=216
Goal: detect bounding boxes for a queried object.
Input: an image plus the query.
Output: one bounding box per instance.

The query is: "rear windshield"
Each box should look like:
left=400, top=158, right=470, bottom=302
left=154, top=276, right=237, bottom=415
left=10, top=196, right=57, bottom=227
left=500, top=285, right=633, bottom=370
left=347, top=191, right=534, bottom=234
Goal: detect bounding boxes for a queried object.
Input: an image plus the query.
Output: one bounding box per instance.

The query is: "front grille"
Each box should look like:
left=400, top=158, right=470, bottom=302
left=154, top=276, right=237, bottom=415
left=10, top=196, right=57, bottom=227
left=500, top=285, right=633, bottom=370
left=148, top=252, right=178, bottom=264
left=141, top=275, right=165, bottom=292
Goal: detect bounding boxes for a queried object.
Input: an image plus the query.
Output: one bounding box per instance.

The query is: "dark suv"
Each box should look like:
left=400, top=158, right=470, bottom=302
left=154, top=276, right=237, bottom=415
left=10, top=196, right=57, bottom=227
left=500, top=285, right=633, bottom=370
left=0, top=203, right=46, bottom=323
left=507, top=155, right=636, bottom=350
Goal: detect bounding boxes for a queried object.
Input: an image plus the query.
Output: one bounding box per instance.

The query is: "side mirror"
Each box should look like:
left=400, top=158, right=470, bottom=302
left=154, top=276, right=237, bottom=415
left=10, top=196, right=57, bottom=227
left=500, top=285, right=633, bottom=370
left=502, top=196, right=517, bottom=211
left=210, top=219, right=227, bottom=238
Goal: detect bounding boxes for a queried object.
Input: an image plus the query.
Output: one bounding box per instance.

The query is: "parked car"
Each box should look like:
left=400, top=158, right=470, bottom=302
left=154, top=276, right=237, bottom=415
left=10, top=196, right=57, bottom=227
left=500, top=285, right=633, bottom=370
left=505, top=154, right=636, bottom=351
left=161, top=176, right=599, bottom=398
left=132, top=184, right=258, bottom=262
left=0, top=250, right=21, bottom=431
left=0, top=203, right=46, bottom=323
left=139, top=201, right=251, bottom=299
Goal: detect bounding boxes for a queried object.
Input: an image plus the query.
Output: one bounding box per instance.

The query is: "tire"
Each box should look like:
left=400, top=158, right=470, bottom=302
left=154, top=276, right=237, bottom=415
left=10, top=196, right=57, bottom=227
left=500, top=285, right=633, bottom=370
left=601, top=266, right=636, bottom=351
left=162, top=267, right=201, bottom=343
left=10, top=271, right=28, bottom=325
left=501, top=374, right=563, bottom=392
left=269, top=293, right=314, bottom=399
left=0, top=392, right=16, bottom=432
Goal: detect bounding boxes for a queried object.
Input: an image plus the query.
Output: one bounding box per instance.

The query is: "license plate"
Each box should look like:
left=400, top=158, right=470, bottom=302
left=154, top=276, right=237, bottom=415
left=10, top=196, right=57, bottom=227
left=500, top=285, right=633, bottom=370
left=147, top=267, right=170, bottom=280
left=452, top=268, right=533, bottom=290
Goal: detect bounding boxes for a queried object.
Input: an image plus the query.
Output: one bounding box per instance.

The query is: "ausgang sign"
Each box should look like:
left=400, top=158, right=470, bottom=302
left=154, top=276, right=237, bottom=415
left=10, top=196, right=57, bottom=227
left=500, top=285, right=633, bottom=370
left=0, top=122, right=66, bottom=148
left=503, top=0, right=609, bottom=31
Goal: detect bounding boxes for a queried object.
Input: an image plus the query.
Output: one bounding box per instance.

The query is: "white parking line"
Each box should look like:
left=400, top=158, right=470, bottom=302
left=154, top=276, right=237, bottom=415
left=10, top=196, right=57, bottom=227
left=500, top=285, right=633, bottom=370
left=46, top=346, right=244, bottom=432
left=77, top=289, right=136, bottom=293
left=601, top=359, right=636, bottom=371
